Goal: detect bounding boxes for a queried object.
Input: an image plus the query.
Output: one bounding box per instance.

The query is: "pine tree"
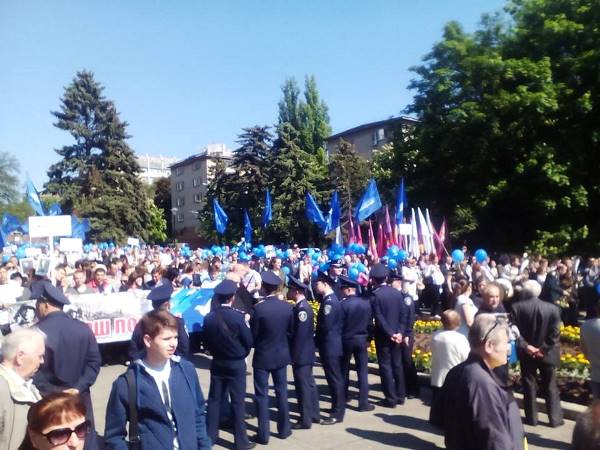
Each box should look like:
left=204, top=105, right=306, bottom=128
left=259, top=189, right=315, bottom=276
left=329, top=139, right=371, bottom=215
left=299, top=75, right=332, bottom=156
left=46, top=70, right=151, bottom=243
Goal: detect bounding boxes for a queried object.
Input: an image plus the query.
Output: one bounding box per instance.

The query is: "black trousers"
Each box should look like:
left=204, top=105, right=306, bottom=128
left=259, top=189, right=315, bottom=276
left=520, top=357, right=563, bottom=426
left=342, top=338, right=370, bottom=409
left=321, top=353, right=346, bottom=420
left=207, top=360, right=250, bottom=449
left=292, top=364, right=320, bottom=427
left=253, top=366, right=291, bottom=443
left=400, top=336, right=420, bottom=397
left=375, top=336, right=405, bottom=404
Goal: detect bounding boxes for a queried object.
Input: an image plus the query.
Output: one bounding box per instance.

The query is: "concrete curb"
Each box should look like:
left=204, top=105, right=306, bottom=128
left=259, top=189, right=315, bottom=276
left=365, top=362, right=587, bottom=421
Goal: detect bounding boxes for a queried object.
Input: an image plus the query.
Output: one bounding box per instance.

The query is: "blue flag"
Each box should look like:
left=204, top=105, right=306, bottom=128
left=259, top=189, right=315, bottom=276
left=395, top=177, right=407, bottom=224
left=262, top=190, right=272, bottom=228
left=0, top=213, right=20, bottom=247
left=213, top=199, right=229, bottom=234
left=71, top=216, right=91, bottom=240
left=26, top=176, right=45, bottom=216
left=325, top=191, right=341, bottom=234
left=243, top=209, right=253, bottom=244
left=305, top=192, right=326, bottom=229
left=48, top=203, right=62, bottom=216
left=354, top=179, right=382, bottom=222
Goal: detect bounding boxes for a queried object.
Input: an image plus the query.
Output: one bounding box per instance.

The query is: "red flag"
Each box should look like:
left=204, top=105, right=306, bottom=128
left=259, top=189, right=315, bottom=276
left=377, top=221, right=386, bottom=257
left=368, top=220, right=378, bottom=260
left=385, top=206, right=395, bottom=246
left=435, top=218, right=448, bottom=258
left=348, top=209, right=356, bottom=244
left=356, top=221, right=363, bottom=246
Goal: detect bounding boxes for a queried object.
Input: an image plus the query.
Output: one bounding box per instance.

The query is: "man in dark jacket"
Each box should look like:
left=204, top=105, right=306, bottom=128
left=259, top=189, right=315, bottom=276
left=250, top=271, right=294, bottom=444
left=288, top=275, right=320, bottom=429
left=436, top=313, right=524, bottom=450
left=105, top=310, right=212, bottom=449
left=511, top=280, right=564, bottom=427
left=32, top=280, right=101, bottom=450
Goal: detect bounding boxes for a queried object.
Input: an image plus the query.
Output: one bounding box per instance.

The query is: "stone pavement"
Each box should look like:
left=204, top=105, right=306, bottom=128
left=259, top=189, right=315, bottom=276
left=91, top=352, right=575, bottom=449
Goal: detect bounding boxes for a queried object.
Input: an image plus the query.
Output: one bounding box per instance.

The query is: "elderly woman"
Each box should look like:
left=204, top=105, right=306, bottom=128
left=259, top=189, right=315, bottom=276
left=20, top=392, right=88, bottom=450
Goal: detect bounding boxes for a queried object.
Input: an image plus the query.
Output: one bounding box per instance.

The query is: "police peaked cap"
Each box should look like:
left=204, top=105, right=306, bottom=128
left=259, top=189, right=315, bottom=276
left=369, top=263, right=389, bottom=279
left=214, top=279, right=238, bottom=297
left=287, top=275, right=308, bottom=291
left=316, top=270, right=335, bottom=285
left=339, top=275, right=359, bottom=289
left=30, top=280, right=70, bottom=306
left=388, top=269, right=403, bottom=281
left=330, top=258, right=344, bottom=268
left=261, top=271, right=283, bottom=288
left=147, top=283, right=174, bottom=308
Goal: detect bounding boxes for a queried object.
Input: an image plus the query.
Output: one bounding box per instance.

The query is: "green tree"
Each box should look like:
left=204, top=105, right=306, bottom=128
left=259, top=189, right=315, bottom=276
left=46, top=70, right=151, bottom=243
left=152, top=177, right=172, bottom=236
left=146, top=199, right=167, bottom=243
left=278, top=78, right=302, bottom=130
left=329, top=139, right=371, bottom=215
left=0, top=152, right=20, bottom=204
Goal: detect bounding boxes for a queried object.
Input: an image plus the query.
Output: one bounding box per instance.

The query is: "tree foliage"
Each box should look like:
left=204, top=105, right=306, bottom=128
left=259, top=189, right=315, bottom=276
left=152, top=177, right=172, bottom=236
left=45, top=70, right=151, bottom=243
left=401, top=1, right=600, bottom=254
left=0, top=152, right=20, bottom=204
left=329, top=139, right=371, bottom=215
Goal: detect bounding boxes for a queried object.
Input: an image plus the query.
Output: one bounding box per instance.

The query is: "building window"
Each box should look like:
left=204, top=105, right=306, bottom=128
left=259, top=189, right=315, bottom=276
left=177, top=213, right=184, bottom=223
left=175, top=181, right=184, bottom=191
left=193, top=161, right=201, bottom=171
left=193, top=178, right=200, bottom=187
left=175, top=166, right=183, bottom=176
left=176, top=197, right=185, bottom=207
left=194, top=193, right=202, bottom=203
left=372, top=128, right=385, bottom=146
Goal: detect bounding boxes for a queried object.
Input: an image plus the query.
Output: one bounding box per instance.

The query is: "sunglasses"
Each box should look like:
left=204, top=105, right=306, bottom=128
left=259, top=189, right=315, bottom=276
left=42, top=420, right=89, bottom=446
left=482, top=317, right=508, bottom=343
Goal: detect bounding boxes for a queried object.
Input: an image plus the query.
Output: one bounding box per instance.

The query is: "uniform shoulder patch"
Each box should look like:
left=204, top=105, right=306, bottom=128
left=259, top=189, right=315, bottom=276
left=298, top=311, right=308, bottom=322
left=404, top=297, right=412, bottom=306
left=324, top=304, right=332, bottom=315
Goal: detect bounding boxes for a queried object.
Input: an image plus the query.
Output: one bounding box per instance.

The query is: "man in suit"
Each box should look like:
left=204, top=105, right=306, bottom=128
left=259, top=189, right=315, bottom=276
left=511, top=280, right=564, bottom=427
left=250, top=271, right=294, bottom=444
left=288, top=275, right=320, bottom=429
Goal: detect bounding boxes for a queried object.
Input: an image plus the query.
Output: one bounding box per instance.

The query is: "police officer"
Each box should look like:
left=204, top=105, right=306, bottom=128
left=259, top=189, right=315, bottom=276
left=370, top=263, right=408, bottom=407
left=32, top=279, right=102, bottom=450
left=288, top=275, right=320, bottom=429
left=203, top=279, right=255, bottom=450
left=128, top=282, right=190, bottom=361
left=314, top=270, right=345, bottom=425
left=339, top=275, right=374, bottom=411
left=389, top=270, right=420, bottom=398
left=328, top=259, right=344, bottom=300
left=250, top=271, right=294, bottom=444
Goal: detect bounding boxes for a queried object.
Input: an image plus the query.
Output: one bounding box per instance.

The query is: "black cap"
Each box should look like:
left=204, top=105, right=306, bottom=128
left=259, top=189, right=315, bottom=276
left=330, top=258, right=344, bottom=268
left=388, top=269, right=403, bottom=281
left=261, top=271, right=283, bottom=287
left=30, top=280, right=70, bottom=306
left=369, top=263, right=389, bottom=279
left=214, top=279, right=238, bottom=297
left=316, top=270, right=335, bottom=285
left=147, top=283, right=174, bottom=308
left=288, top=275, right=308, bottom=291
left=339, top=275, right=359, bottom=289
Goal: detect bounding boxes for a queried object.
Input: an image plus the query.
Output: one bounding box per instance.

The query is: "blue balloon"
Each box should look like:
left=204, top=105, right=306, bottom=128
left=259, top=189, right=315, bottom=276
left=397, top=249, right=408, bottom=262
left=348, top=267, right=359, bottom=280
left=307, top=248, right=315, bottom=256
left=282, top=266, right=290, bottom=275
left=388, top=258, right=398, bottom=269
left=356, top=263, right=367, bottom=273
left=475, top=248, right=488, bottom=263
left=452, top=249, right=465, bottom=263
left=387, top=245, right=399, bottom=258
left=319, top=263, right=330, bottom=272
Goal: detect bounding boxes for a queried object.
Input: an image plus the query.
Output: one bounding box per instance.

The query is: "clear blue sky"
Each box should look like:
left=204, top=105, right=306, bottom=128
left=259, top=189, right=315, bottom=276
left=0, top=0, right=505, bottom=189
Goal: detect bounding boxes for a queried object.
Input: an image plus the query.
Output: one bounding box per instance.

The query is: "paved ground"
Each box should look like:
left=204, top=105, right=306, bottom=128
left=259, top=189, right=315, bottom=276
left=91, top=352, right=575, bottom=449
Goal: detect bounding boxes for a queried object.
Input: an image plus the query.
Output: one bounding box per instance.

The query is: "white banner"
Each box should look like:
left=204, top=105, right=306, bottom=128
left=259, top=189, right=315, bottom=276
left=59, top=238, right=83, bottom=253
left=28, top=215, right=72, bottom=238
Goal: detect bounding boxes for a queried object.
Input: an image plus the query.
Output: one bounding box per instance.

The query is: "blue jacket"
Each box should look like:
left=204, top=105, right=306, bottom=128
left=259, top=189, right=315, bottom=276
left=371, top=285, right=409, bottom=340
left=340, top=295, right=372, bottom=343
left=315, top=292, right=343, bottom=357
left=104, top=357, right=212, bottom=450
left=251, top=296, right=294, bottom=370
left=291, top=298, right=316, bottom=366
left=202, top=306, right=253, bottom=363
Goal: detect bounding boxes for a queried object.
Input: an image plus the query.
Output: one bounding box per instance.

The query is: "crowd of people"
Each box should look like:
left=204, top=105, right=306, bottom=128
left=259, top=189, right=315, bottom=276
left=1, top=242, right=600, bottom=449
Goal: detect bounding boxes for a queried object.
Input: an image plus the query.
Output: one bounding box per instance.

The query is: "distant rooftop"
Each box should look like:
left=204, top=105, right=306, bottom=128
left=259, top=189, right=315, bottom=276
left=137, top=154, right=179, bottom=170
left=169, top=143, right=233, bottom=169
left=326, top=116, right=418, bottom=141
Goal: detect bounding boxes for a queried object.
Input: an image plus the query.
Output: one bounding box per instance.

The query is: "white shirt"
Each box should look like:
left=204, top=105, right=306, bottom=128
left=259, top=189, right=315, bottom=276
left=140, top=360, right=178, bottom=449
left=455, top=294, right=477, bottom=337
left=430, top=330, right=470, bottom=387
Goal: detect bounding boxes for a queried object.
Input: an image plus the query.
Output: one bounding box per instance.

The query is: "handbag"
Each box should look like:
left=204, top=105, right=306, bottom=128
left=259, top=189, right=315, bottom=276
left=125, top=370, right=140, bottom=450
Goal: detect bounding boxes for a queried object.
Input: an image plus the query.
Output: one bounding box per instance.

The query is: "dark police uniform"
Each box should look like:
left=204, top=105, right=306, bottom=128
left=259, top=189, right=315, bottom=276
left=32, top=280, right=102, bottom=450
left=128, top=283, right=189, bottom=361
left=202, top=280, right=255, bottom=449
left=289, top=276, right=320, bottom=428
left=339, top=276, right=373, bottom=411
left=315, top=271, right=345, bottom=423
left=370, top=264, right=408, bottom=407
left=250, top=271, right=294, bottom=444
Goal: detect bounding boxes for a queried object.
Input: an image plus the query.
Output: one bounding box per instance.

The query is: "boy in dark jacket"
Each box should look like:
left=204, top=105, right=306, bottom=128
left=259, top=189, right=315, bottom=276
left=105, top=310, right=212, bottom=449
